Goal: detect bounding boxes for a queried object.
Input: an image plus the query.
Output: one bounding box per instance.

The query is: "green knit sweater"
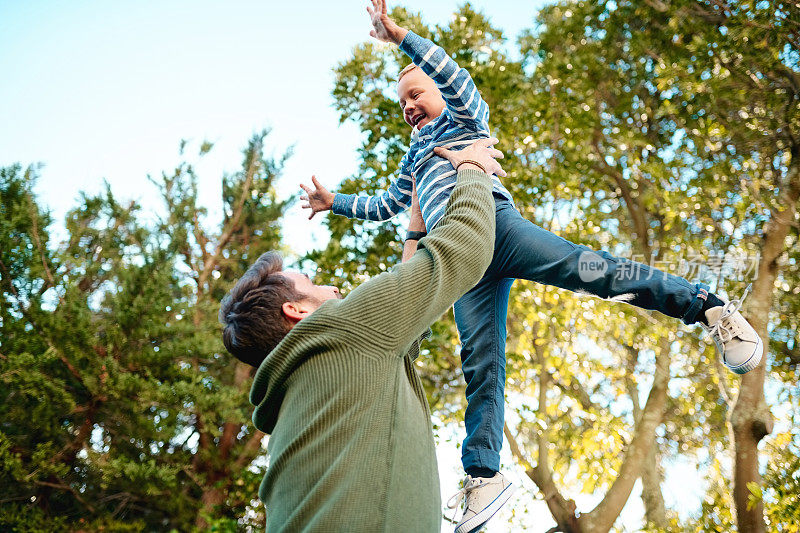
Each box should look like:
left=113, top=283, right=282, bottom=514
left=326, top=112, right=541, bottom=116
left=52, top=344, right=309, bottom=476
left=250, top=168, right=495, bottom=532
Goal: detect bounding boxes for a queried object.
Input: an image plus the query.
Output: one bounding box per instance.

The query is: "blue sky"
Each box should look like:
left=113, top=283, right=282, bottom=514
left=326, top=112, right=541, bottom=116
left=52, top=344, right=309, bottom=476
left=0, top=0, right=544, bottom=254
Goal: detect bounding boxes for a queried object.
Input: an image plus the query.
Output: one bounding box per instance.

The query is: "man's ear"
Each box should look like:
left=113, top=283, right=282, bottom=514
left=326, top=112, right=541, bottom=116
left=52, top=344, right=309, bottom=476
left=281, top=301, right=307, bottom=323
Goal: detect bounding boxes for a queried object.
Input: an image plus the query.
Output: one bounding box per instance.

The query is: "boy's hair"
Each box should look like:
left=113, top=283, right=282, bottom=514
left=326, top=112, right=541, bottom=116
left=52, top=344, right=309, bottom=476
left=219, top=251, right=302, bottom=368
left=397, top=63, right=419, bottom=82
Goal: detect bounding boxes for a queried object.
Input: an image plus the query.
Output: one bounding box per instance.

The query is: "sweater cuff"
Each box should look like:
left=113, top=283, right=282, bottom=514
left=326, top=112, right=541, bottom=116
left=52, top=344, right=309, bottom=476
left=456, top=167, right=491, bottom=187
left=399, top=30, right=427, bottom=60
left=331, top=193, right=354, bottom=217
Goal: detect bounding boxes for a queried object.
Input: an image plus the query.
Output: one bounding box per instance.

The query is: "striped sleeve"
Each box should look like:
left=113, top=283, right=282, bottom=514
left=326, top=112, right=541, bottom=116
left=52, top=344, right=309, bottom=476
left=399, top=31, right=489, bottom=131
left=331, top=151, right=414, bottom=221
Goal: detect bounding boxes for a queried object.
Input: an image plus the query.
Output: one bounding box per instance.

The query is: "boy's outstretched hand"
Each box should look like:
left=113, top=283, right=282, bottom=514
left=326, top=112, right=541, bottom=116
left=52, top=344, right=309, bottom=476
left=299, top=176, right=335, bottom=220
left=367, top=0, right=408, bottom=45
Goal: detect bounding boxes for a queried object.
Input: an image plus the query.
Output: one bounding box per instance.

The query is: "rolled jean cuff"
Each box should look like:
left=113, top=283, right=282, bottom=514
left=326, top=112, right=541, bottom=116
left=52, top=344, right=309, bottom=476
left=462, top=447, right=501, bottom=474
left=681, top=283, right=710, bottom=325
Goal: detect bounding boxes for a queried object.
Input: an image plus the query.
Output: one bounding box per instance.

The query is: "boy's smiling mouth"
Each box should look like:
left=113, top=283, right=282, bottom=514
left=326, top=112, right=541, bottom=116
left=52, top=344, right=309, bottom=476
left=411, top=113, right=427, bottom=127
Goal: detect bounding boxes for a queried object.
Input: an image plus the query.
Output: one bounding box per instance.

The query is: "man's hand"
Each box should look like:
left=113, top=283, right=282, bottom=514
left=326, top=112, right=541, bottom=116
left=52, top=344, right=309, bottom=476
left=367, top=0, right=408, bottom=45
left=433, top=138, right=507, bottom=177
left=299, top=176, right=335, bottom=220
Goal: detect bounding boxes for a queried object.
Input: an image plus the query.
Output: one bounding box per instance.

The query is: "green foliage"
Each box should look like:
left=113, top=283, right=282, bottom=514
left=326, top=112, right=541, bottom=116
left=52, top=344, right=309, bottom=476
left=0, top=503, right=69, bottom=533
left=0, top=131, right=289, bottom=530
left=761, top=431, right=800, bottom=531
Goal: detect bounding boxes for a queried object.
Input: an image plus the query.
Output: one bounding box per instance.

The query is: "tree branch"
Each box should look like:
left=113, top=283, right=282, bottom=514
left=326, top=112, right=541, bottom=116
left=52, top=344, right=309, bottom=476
left=26, top=195, right=56, bottom=291
left=624, top=345, right=668, bottom=527
left=623, top=344, right=642, bottom=420
left=730, top=155, right=799, bottom=531
left=713, top=351, right=734, bottom=408
left=0, top=261, right=87, bottom=389
left=591, top=136, right=652, bottom=256
left=198, top=152, right=260, bottom=289
left=552, top=374, right=596, bottom=412
left=220, top=362, right=254, bottom=461
left=34, top=479, right=96, bottom=513
left=582, top=338, right=670, bottom=532
left=529, top=341, right=584, bottom=532
left=233, top=430, right=266, bottom=472
left=503, top=423, right=535, bottom=474
left=193, top=210, right=211, bottom=271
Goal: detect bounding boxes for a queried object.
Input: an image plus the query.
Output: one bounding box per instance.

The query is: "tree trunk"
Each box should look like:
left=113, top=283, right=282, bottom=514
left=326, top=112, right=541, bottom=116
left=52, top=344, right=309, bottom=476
left=197, top=485, right=226, bottom=529
left=193, top=363, right=264, bottom=529
left=580, top=340, right=670, bottom=533
left=640, top=441, right=668, bottom=528
left=506, top=338, right=671, bottom=533
left=730, top=158, right=800, bottom=531
left=624, top=345, right=667, bottom=529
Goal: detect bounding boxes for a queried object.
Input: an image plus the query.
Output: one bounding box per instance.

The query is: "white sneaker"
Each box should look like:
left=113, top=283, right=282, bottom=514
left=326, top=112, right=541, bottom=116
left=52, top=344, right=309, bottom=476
left=447, top=472, right=515, bottom=533
left=702, top=285, right=763, bottom=374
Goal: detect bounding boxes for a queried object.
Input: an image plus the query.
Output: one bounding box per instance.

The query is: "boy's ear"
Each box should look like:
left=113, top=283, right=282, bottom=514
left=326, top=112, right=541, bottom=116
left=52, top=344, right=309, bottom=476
left=282, top=301, right=307, bottom=324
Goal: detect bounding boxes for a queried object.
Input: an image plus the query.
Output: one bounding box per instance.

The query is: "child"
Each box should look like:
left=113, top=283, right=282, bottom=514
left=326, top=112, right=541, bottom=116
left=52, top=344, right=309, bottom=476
left=300, top=2, right=763, bottom=531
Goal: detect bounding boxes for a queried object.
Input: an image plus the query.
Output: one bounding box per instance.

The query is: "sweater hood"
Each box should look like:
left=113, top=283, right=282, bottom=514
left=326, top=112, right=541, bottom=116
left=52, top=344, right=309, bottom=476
left=249, top=299, right=343, bottom=434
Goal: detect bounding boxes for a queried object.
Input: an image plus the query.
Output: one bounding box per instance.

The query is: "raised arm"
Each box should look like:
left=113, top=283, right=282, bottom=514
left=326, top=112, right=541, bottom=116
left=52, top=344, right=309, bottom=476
left=367, top=0, right=489, bottom=131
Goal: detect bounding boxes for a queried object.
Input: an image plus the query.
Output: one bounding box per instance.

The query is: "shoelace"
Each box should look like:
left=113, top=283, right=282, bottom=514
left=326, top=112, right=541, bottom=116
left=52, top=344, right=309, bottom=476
left=706, top=284, right=752, bottom=346
left=446, top=476, right=479, bottom=523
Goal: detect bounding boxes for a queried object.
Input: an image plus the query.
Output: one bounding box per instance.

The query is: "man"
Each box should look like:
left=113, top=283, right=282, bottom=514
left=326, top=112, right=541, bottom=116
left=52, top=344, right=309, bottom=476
left=219, top=139, right=505, bottom=531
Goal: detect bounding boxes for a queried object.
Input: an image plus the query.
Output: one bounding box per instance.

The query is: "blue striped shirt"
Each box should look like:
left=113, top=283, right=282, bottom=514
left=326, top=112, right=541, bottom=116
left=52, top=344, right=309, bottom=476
left=331, top=31, right=514, bottom=231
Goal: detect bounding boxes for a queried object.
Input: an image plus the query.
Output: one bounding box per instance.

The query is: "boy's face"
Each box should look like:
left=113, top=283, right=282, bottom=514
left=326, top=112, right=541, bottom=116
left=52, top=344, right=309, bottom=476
left=397, top=68, right=446, bottom=130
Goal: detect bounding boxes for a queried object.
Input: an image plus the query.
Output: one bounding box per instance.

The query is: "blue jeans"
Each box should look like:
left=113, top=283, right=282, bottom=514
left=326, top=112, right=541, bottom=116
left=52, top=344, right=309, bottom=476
left=453, top=199, right=709, bottom=474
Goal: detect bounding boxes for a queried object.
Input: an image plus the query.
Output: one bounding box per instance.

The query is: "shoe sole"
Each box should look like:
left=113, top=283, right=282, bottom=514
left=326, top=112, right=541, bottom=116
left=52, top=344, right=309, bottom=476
left=455, top=483, right=516, bottom=533
left=725, top=336, right=763, bottom=375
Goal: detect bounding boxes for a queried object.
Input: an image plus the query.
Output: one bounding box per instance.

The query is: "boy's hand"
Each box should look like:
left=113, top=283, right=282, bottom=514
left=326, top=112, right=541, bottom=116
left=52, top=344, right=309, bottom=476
left=367, top=0, right=408, bottom=45
left=299, top=176, right=335, bottom=220
left=434, top=138, right=508, bottom=178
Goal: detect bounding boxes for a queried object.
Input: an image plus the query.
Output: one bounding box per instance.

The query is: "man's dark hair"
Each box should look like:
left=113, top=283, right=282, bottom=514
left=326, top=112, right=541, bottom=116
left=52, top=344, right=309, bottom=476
left=219, top=251, right=302, bottom=368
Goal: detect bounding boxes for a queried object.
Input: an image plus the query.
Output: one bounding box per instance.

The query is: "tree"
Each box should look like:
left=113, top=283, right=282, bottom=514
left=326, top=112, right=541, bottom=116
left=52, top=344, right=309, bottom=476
left=514, top=0, right=798, bottom=529
left=152, top=132, right=291, bottom=529
left=0, top=130, right=291, bottom=530
left=630, top=3, right=799, bottom=530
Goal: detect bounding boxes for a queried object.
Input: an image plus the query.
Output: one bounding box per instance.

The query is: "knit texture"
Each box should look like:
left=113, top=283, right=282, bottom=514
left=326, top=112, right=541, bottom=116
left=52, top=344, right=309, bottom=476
left=331, top=30, right=513, bottom=231
left=250, top=168, right=495, bottom=532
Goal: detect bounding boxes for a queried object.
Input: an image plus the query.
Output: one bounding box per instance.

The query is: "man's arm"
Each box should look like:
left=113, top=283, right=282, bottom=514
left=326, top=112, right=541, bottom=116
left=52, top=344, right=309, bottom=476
left=368, top=0, right=489, bottom=132
left=332, top=139, right=504, bottom=351
left=335, top=167, right=493, bottom=350
left=401, top=178, right=426, bottom=263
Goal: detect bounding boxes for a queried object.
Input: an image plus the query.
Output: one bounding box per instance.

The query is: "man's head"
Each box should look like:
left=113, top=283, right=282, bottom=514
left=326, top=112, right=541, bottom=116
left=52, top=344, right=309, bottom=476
left=397, top=64, right=445, bottom=130
left=219, top=251, right=341, bottom=367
